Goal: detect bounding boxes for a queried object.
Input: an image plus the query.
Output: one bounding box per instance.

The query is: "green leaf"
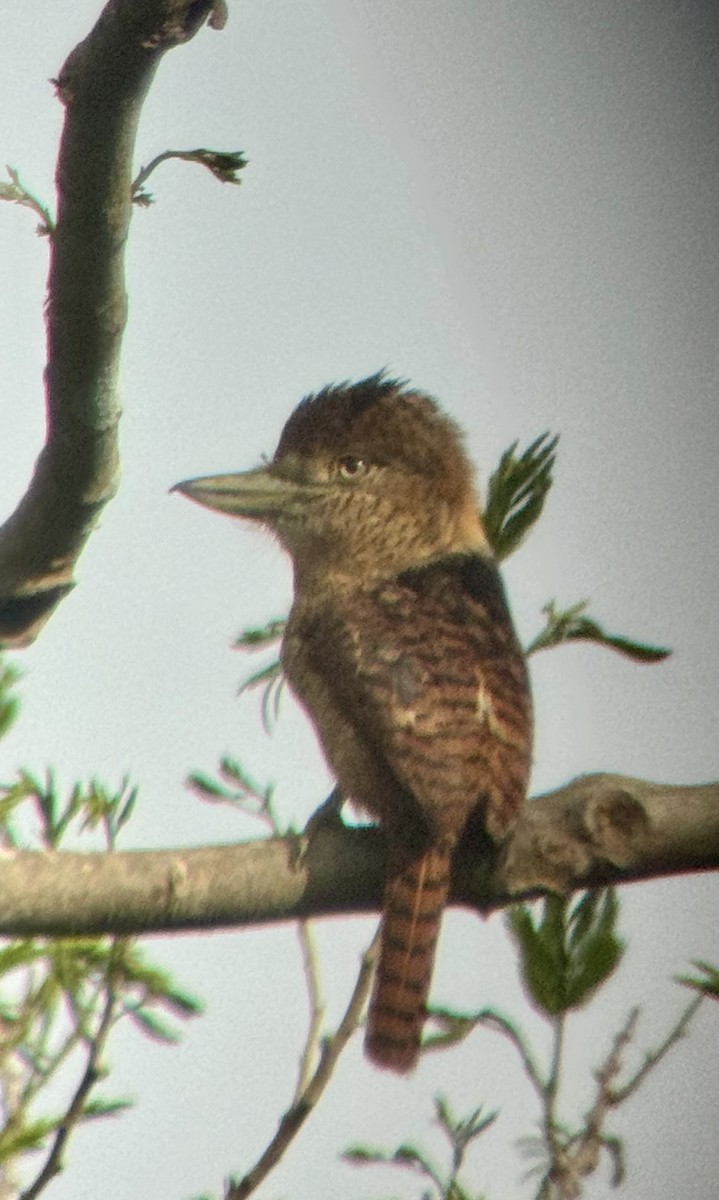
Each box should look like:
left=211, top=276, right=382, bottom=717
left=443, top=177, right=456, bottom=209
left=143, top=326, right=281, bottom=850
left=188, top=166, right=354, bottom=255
left=234, top=617, right=286, bottom=649
left=114, top=946, right=203, bottom=1016
left=0, top=658, right=21, bottom=741
left=343, top=1145, right=382, bottom=1163
left=678, top=960, right=719, bottom=999
left=116, top=785, right=138, bottom=831
left=218, top=757, right=265, bottom=794
left=0, top=939, right=44, bottom=976
left=434, top=1095, right=498, bottom=1150
left=79, top=1096, right=134, bottom=1121
left=526, top=599, right=670, bottom=662
left=507, top=890, right=624, bottom=1016
left=126, top=1006, right=182, bottom=1044
left=238, top=659, right=285, bottom=732
left=483, top=433, right=558, bottom=560
left=233, top=618, right=287, bottom=731
left=0, top=1115, right=59, bottom=1158
left=187, top=771, right=229, bottom=799
left=507, top=896, right=569, bottom=1015
left=188, top=757, right=277, bottom=825
left=564, top=889, right=624, bottom=1008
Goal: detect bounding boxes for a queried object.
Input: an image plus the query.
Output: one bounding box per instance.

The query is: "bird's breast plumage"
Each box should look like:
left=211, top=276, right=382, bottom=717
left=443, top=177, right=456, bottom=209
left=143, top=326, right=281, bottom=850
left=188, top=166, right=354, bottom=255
left=282, top=551, right=531, bottom=845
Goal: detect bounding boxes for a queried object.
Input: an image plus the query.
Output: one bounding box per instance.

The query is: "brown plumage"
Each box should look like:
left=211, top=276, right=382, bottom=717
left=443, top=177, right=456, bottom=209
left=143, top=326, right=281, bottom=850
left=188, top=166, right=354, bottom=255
left=174, top=373, right=532, bottom=1073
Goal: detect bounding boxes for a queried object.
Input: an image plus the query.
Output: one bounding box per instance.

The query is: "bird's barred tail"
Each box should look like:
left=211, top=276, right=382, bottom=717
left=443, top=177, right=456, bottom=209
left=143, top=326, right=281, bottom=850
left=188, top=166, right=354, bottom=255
left=365, top=845, right=451, bottom=1073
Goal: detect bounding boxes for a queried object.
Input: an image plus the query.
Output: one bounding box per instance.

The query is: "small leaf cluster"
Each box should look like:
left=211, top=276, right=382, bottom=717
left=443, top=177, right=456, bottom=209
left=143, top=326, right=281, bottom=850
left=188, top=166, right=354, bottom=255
left=188, top=756, right=282, bottom=834
left=507, top=890, right=625, bottom=1016
left=679, top=960, right=719, bottom=1001
left=345, top=1095, right=496, bottom=1200
left=526, top=599, right=670, bottom=664
left=0, top=665, right=200, bottom=1194
left=234, top=618, right=286, bottom=731
left=0, top=770, right=137, bottom=851
left=0, top=936, right=200, bottom=1181
left=482, top=433, right=558, bottom=561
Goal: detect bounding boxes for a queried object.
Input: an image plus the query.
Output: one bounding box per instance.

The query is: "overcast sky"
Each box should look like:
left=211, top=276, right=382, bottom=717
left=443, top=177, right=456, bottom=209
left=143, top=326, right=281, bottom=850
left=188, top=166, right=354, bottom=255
left=1, top=3, right=718, bottom=1198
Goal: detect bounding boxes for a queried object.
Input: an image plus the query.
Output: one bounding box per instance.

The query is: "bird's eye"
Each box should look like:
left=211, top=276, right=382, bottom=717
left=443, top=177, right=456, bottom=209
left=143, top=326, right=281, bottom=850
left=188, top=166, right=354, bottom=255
left=338, top=456, right=368, bottom=479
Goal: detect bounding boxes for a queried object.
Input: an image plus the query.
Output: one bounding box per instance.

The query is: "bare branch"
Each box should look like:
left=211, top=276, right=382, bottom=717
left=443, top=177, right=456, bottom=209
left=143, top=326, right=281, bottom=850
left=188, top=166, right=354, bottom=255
left=0, top=774, right=714, bottom=937
left=462, top=1010, right=546, bottom=1099
left=20, top=980, right=118, bottom=1200
left=532, top=995, right=704, bottom=1198
left=609, top=994, right=703, bottom=1105
left=0, top=0, right=225, bottom=648
left=225, top=933, right=378, bottom=1200
left=293, top=922, right=326, bottom=1102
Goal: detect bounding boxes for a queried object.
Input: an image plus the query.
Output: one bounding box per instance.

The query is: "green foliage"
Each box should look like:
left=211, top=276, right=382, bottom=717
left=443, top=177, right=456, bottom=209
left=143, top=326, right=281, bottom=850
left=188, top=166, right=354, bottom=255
left=234, top=618, right=286, bottom=649
left=0, top=932, right=200, bottom=1183
left=188, top=755, right=282, bottom=832
left=0, top=769, right=138, bottom=850
left=678, top=960, right=719, bottom=1000
left=345, top=1095, right=496, bottom=1200
left=423, top=895, right=705, bottom=1200
left=0, top=657, right=21, bottom=741
left=506, top=890, right=625, bottom=1016
left=526, top=599, right=671, bottom=662
left=0, top=775, right=200, bottom=1193
left=234, top=618, right=286, bottom=731
left=482, top=433, right=558, bottom=561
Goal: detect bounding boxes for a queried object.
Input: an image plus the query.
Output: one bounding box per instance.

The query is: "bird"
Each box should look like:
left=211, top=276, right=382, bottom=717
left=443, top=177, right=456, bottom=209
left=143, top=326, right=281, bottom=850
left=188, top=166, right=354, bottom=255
left=174, top=373, right=532, bottom=1073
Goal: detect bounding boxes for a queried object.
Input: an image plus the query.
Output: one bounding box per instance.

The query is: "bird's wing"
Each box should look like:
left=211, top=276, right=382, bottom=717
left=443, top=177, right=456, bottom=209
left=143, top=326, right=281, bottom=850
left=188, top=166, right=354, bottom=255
left=294, top=553, right=531, bottom=843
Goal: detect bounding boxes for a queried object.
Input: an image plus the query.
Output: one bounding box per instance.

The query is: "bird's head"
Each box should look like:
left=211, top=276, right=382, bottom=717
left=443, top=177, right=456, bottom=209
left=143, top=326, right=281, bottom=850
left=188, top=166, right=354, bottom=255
left=174, top=374, right=491, bottom=587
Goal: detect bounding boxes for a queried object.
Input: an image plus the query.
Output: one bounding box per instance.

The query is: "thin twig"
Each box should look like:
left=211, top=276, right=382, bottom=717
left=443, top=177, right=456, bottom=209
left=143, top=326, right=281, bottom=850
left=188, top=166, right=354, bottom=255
left=0, top=168, right=55, bottom=234
left=293, top=921, right=325, bottom=1102
left=131, top=149, right=179, bottom=194
left=473, top=1009, right=546, bottom=1100
left=577, top=1007, right=638, bottom=1145
left=226, top=931, right=379, bottom=1200
left=543, top=1014, right=565, bottom=1157
left=20, top=982, right=118, bottom=1200
left=609, top=994, right=703, bottom=1104
left=537, top=1008, right=639, bottom=1200
left=131, top=147, right=246, bottom=204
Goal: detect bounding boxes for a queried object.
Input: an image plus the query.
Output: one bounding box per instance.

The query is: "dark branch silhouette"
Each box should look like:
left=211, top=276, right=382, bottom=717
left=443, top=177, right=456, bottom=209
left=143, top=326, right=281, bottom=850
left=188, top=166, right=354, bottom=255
left=0, top=0, right=225, bottom=648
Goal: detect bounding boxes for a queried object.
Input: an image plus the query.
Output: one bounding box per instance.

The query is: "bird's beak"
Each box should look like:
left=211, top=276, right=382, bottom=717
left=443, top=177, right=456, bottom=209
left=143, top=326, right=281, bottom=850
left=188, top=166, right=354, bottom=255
left=172, top=467, right=310, bottom=521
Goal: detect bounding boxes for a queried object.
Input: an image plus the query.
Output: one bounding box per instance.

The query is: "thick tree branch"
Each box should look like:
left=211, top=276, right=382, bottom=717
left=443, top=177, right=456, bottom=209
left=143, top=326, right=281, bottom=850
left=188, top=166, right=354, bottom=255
left=0, top=0, right=225, bottom=648
left=0, top=774, right=715, bottom=938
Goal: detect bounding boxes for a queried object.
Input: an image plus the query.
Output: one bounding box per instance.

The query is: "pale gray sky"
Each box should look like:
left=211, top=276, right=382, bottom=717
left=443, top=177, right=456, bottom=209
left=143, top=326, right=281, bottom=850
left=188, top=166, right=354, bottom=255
left=1, top=3, right=718, bottom=1198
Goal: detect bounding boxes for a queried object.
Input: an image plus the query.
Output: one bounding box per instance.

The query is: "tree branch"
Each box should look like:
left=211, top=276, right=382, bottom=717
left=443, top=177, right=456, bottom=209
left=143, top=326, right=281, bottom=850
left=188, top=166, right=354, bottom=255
left=20, top=982, right=118, bottom=1200
left=0, top=774, right=715, bottom=937
left=0, top=0, right=225, bottom=648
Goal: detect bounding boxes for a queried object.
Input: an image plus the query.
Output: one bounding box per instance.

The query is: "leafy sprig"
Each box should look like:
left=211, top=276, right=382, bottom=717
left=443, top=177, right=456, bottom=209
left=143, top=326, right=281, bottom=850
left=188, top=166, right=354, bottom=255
left=526, top=599, right=670, bottom=663
left=482, top=433, right=558, bottom=561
